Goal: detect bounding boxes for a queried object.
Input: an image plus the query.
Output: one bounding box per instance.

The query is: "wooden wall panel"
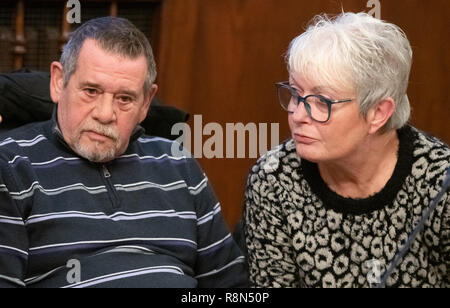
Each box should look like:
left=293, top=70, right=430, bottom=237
left=156, top=0, right=450, bottom=230
left=381, top=1, right=450, bottom=143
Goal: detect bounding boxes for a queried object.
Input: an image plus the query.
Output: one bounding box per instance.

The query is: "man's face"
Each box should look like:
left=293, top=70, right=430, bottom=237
left=50, top=39, right=157, bottom=162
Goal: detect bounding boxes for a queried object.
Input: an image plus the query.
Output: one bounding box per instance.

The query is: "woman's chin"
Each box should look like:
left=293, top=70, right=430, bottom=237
left=295, top=143, right=322, bottom=163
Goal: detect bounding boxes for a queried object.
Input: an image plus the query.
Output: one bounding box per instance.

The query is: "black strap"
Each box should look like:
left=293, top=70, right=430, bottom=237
left=376, top=167, right=450, bottom=288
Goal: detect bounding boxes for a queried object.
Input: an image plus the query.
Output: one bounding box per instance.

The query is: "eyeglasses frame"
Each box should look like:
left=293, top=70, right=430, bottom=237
left=275, top=81, right=354, bottom=123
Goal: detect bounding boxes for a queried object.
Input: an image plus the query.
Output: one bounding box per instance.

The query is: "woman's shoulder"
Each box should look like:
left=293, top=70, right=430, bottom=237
left=407, top=126, right=450, bottom=168
left=245, top=139, right=305, bottom=193
left=407, top=125, right=450, bottom=185
left=410, top=126, right=449, bottom=154
left=250, top=139, right=300, bottom=175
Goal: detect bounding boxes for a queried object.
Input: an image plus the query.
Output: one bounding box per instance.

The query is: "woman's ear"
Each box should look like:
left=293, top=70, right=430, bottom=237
left=49, top=61, right=65, bottom=104
left=367, top=97, right=396, bottom=134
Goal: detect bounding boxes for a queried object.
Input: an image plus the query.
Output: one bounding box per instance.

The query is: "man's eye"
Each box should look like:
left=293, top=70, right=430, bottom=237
left=118, top=96, right=133, bottom=104
left=85, top=88, right=98, bottom=96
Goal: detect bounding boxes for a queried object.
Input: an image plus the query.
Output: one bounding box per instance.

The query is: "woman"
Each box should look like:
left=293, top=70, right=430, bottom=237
left=244, top=12, right=449, bottom=288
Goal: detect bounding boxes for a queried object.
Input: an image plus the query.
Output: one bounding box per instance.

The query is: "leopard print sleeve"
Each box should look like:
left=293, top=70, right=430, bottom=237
left=244, top=145, right=300, bottom=287
left=441, top=192, right=450, bottom=286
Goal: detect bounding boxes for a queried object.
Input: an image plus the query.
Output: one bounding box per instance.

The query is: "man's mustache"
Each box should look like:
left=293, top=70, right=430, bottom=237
left=80, top=123, right=119, bottom=141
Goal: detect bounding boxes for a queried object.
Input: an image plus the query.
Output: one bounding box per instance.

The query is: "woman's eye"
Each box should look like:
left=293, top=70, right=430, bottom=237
left=291, top=87, right=303, bottom=96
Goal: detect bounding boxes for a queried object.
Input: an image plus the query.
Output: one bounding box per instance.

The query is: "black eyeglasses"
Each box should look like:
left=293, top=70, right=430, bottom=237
left=275, top=82, right=354, bottom=123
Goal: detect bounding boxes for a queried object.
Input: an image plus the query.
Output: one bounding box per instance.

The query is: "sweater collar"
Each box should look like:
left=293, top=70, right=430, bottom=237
left=301, top=125, right=417, bottom=215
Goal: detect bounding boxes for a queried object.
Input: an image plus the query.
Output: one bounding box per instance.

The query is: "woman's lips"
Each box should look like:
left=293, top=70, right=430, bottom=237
left=293, top=134, right=317, bottom=144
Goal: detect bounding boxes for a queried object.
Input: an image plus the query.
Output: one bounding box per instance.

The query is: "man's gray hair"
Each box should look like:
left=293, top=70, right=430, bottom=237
left=60, top=16, right=157, bottom=94
left=286, top=12, right=412, bottom=132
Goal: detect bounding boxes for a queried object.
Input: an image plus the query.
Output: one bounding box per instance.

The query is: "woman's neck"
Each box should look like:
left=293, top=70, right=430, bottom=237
left=318, top=130, right=399, bottom=199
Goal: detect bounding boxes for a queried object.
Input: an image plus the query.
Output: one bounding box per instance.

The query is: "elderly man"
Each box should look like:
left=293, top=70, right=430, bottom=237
left=0, top=17, right=248, bottom=288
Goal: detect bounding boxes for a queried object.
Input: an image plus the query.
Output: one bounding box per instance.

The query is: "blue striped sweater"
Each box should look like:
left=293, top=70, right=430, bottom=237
left=0, top=111, right=248, bottom=288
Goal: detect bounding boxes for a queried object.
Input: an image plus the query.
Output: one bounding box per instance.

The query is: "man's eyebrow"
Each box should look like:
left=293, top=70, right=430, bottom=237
left=79, top=82, right=138, bottom=98
left=117, top=89, right=138, bottom=98
left=79, top=81, right=102, bottom=89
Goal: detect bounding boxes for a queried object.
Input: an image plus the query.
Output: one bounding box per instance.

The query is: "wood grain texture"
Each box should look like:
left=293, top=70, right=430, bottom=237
left=155, top=0, right=449, bottom=229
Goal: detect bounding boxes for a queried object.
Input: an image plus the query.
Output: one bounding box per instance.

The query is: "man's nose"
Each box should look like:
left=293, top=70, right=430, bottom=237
left=92, top=94, right=117, bottom=124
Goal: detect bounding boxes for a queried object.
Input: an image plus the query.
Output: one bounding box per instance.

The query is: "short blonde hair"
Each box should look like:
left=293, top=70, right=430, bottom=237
left=286, top=12, right=412, bottom=132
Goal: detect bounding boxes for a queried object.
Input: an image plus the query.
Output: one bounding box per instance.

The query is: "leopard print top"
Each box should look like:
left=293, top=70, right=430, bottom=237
left=244, top=125, right=449, bottom=287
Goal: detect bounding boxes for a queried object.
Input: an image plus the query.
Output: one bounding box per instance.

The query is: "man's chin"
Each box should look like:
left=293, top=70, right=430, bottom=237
left=80, top=151, right=117, bottom=163
left=87, top=154, right=116, bottom=163
left=73, top=143, right=119, bottom=163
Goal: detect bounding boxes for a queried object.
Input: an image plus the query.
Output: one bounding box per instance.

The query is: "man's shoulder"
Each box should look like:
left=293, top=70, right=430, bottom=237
left=0, top=121, right=52, bottom=161
left=0, top=120, right=50, bottom=143
left=135, top=134, right=177, bottom=152
left=133, top=134, right=193, bottom=160
left=129, top=134, right=206, bottom=185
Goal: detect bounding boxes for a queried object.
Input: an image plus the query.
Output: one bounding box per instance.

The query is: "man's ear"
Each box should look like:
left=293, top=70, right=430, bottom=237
left=367, top=97, right=396, bottom=134
left=139, top=84, right=158, bottom=123
left=50, top=61, right=65, bottom=104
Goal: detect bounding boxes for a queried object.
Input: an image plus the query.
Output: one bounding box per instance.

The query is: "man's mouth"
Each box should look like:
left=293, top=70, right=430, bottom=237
left=84, top=130, right=115, bottom=142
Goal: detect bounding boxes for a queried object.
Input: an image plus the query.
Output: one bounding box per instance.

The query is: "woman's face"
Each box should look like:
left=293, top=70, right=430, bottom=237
left=288, top=71, right=371, bottom=163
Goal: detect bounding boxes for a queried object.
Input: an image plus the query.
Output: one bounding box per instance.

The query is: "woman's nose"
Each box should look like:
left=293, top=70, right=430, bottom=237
left=291, top=100, right=311, bottom=124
